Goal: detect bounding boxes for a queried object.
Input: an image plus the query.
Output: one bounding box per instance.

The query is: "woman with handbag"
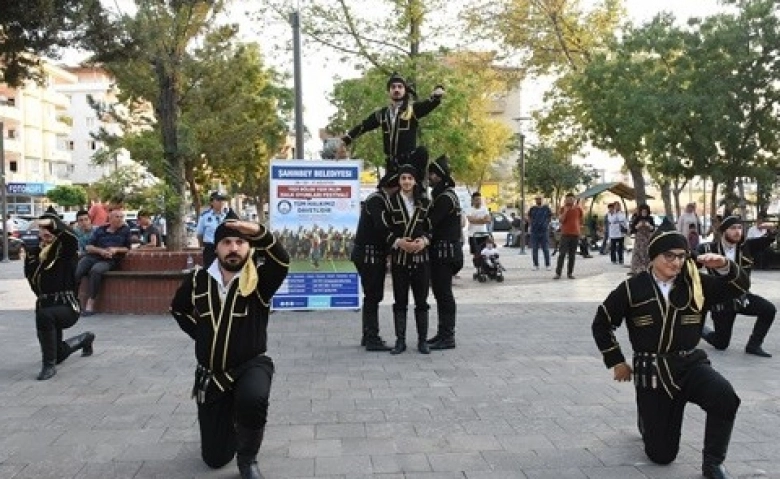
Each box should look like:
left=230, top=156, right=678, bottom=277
left=607, top=201, right=629, bottom=265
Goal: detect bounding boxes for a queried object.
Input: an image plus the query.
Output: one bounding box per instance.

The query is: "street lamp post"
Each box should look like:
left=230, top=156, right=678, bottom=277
left=1, top=94, right=10, bottom=261
left=290, top=9, right=305, bottom=159
left=517, top=132, right=526, bottom=254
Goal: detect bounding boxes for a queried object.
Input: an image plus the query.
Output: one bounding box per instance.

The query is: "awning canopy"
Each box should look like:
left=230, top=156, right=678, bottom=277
left=576, top=182, right=654, bottom=201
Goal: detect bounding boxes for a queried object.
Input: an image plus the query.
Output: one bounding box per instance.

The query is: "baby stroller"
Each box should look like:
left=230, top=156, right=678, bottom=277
left=470, top=232, right=505, bottom=283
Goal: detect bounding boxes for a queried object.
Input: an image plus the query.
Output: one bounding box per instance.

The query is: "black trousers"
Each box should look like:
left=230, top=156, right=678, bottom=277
left=36, top=304, right=80, bottom=361
left=430, top=260, right=459, bottom=337
left=610, top=237, right=625, bottom=263
left=708, top=293, right=776, bottom=349
left=636, top=361, right=739, bottom=465
left=354, top=260, right=387, bottom=338
left=387, top=146, right=429, bottom=184
left=555, top=234, right=578, bottom=275
left=392, top=263, right=430, bottom=314
left=202, top=243, right=216, bottom=268
left=197, top=357, right=274, bottom=468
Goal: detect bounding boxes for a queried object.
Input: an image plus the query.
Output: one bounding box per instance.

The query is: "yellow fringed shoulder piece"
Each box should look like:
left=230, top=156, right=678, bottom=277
left=238, top=248, right=258, bottom=297
left=400, top=103, right=414, bottom=121
left=687, top=259, right=704, bottom=311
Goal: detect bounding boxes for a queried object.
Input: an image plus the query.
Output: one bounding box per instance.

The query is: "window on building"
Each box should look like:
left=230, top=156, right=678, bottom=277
left=6, top=98, right=15, bottom=107
left=10, top=161, right=18, bottom=172
left=89, top=141, right=97, bottom=150
left=68, top=141, right=75, bottom=150
left=86, top=117, right=96, bottom=128
left=7, top=129, right=16, bottom=139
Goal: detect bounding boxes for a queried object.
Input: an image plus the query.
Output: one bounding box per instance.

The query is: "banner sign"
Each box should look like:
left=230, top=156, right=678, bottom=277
left=269, top=161, right=362, bottom=310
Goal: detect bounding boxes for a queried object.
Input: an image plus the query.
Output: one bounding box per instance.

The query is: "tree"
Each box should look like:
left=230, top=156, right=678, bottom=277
left=92, top=30, right=292, bottom=217
left=0, top=0, right=111, bottom=86
left=326, top=56, right=514, bottom=186
left=462, top=0, right=625, bottom=74
left=45, top=185, right=88, bottom=209
left=83, top=0, right=287, bottom=250
left=524, top=144, right=586, bottom=209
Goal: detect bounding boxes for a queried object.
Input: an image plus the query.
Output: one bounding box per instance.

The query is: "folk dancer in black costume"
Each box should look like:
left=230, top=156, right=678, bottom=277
left=385, top=164, right=432, bottom=354
left=171, top=211, right=289, bottom=479
left=351, top=171, right=400, bottom=351
left=341, top=72, right=444, bottom=185
left=699, top=215, right=777, bottom=357
left=592, top=220, right=750, bottom=479
left=24, top=207, right=95, bottom=380
left=425, top=155, right=463, bottom=350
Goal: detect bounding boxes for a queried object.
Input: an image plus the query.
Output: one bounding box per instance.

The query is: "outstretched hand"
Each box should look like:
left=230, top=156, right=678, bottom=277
left=696, top=252, right=728, bottom=269
left=222, top=220, right=262, bottom=237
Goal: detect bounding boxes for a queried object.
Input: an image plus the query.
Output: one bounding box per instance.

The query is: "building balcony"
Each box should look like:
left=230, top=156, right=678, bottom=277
left=44, top=90, right=71, bottom=109
left=2, top=137, right=23, bottom=154
left=42, top=116, right=72, bottom=135
left=45, top=148, right=72, bottom=164
left=0, top=104, right=22, bottom=124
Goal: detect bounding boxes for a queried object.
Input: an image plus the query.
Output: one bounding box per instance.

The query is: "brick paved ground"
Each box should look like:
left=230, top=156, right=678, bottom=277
left=1, top=236, right=778, bottom=478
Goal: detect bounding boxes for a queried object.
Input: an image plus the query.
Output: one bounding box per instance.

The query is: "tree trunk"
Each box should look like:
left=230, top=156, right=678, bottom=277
left=736, top=178, right=747, bottom=218
left=659, top=180, right=673, bottom=219
left=709, top=180, right=719, bottom=219
left=155, top=59, right=186, bottom=251
left=626, top=163, right=647, bottom=207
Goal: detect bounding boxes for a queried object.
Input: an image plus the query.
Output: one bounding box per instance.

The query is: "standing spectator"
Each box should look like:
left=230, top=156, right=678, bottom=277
left=688, top=223, right=701, bottom=251
left=528, top=195, right=552, bottom=270
left=154, top=213, right=168, bottom=246
left=554, top=193, right=583, bottom=279
left=629, top=204, right=656, bottom=275
left=465, top=192, right=491, bottom=263
left=607, top=201, right=629, bottom=265
left=136, top=210, right=161, bottom=248
left=74, top=209, right=132, bottom=315
left=73, top=209, right=94, bottom=257
left=196, top=191, right=229, bottom=267
left=600, top=203, right=615, bottom=255
left=677, top=202, right=702, bottom=238
left=88, top=196, right=109, bottom=227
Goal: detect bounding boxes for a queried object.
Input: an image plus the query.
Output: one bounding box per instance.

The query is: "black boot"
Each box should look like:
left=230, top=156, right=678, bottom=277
left=415, top=310, right=430, bottom=354
left=236, top=424, right=265, bottom=479
left=429, top=313, right=456, bottom=350
left=363, top=308, right=391, bottom=351
left=36, top=328, right=58, bottom=380
left=59, top=332, right=95, bottom=364
left=702, top=416, right=735, bottom=479
left=745, top=317, right=773, bottom=357
left=390, top=311, right=406, bottom=355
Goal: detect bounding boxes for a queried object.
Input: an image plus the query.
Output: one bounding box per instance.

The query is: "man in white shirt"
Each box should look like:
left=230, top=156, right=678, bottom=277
left=465, top=192, right=491, bottom=259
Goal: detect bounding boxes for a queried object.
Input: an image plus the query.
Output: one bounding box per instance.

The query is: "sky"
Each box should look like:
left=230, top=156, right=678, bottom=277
left=267, top=0, right=727, bottom=158
left=69, top=0, right=727, bottom=161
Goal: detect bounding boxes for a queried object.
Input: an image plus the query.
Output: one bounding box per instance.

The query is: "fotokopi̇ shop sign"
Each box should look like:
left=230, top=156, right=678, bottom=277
left=269, top=160, right=361, bottom=310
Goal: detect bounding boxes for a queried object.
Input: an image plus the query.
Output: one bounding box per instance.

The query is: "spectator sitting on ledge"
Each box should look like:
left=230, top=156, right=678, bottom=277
left=74, top=209, right=132, bottom=315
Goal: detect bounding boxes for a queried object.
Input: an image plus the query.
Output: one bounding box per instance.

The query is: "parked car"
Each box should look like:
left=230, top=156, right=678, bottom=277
left=490, top=212, right=512, bottom=232
left=0, top=233, right=26, bottom=260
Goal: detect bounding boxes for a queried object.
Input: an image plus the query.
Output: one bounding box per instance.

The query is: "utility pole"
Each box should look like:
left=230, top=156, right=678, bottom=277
left=290, top=9, right=305, bottom=159
left=1, top=117, right=9, bottom=262
left=514, top=116, right=532, bottom=255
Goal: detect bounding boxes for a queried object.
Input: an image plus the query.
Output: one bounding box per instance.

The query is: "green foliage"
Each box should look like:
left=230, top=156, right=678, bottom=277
left=0, top=0, right=110, bottom=86
left=524, top=145, right=586, bottom=206
left=462, top=0, right=625, bottom=74
left=45, top=185, right=88, bottom=208
left=328, top=54, right=514, bottom=187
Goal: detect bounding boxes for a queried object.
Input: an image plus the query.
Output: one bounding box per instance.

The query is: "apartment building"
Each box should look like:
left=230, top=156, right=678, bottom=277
left=56, top=66, right=133, bottom=185
left=1, top=62, right=75, bottom=216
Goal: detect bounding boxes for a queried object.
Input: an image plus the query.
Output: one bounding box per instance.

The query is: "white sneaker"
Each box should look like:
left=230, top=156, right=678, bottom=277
left=546, top=266, right=551, bottom=271
left=533, top=266, right=539, bottom=271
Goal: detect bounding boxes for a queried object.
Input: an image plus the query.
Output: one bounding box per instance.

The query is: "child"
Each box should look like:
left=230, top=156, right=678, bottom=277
left=687, top=222, right=700, bottom=250
left=480, top=237, right=500, bottom=269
